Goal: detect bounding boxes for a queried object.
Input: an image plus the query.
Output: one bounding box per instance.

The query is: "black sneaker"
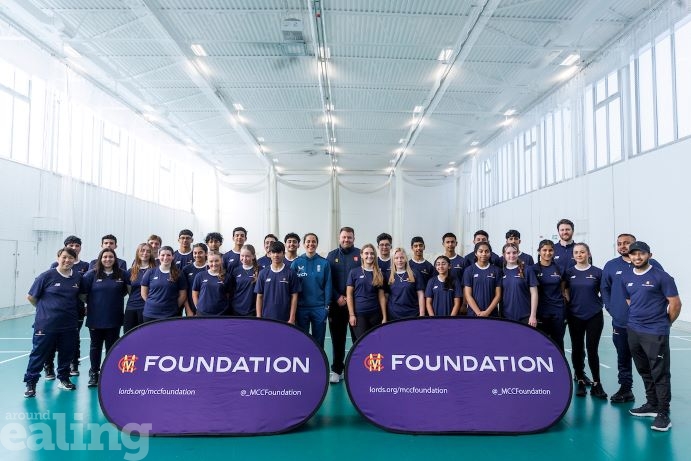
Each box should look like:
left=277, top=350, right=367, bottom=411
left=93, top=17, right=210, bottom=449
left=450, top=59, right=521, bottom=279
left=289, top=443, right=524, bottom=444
left=88, top=372, right=99, bottom=388
left=575, top=380, right=587, bottom=397
left=24, top=382, right=36, bottom=398
left=590, top=383, right=607, bottom=400
left=651, top=413, right=672, bottom=432
left=57, top=379, right=76, bottom=391
left=70, top=364, right=80, bottom=377
left=43, top=364, right=56, bottom=380
left=630, top=403, right=657, bottom=417
left=610, top=387, right=635, bottom=403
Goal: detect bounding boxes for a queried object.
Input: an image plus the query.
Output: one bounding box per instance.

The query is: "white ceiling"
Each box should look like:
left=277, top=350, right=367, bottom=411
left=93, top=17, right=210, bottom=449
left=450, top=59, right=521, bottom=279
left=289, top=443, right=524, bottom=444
left=0, top=0, right=661, bottom=177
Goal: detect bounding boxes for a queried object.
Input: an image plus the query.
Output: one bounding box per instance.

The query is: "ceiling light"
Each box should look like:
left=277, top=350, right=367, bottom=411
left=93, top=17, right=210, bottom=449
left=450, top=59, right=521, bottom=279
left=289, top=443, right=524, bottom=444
left=437, top=48, right=453, bottom=62
left=233, top=103, right=244, bottom=111
left=64, top=44, right=81, bottom=59
left=398, top=138, right=406, bottom=144
left=560, top=53, right=580, bottom=66
left=272, top=158, right=278, bottom=163
left=468, top=148, right=479, bottom=154
left=191, top=43, right=207, bottom=57
left=504, top=109, right=516, bottom=116
left=413, top=105, right=424, bottom=113
left=470, top=140, right=479, bottom=146
left=330, top=137, right=336, bottom=143
left=257, top=137, right=265, bottom=142
left=326, top=103, right=334, bottom=111
left=448, top=161, right=456, bottom=166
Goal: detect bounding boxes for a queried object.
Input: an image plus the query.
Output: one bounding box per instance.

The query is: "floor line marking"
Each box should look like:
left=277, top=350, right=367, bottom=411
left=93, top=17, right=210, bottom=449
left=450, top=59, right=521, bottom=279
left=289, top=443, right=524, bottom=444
left=0, top=353, right=30, bottom=365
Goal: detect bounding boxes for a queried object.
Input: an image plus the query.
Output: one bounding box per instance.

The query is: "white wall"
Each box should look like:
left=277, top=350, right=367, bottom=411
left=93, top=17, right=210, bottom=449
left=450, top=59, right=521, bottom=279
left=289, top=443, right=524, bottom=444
left=218, top=172, right=458, bottom=260
left=0, top=158, right=212, bottom=318
left=465, top=137, right=690, bottom=322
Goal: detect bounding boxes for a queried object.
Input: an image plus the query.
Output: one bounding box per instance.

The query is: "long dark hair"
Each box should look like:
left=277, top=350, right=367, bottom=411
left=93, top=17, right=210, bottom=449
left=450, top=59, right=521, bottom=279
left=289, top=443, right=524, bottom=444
left=95, top=248, right=123, bottom=281
left=537, top=239, right=554, bottom=266
left=502, top=243, right=525, bottom=278
left=159, top=246, right=180, bottom=282
left=434, top=255, right=455, bottom=291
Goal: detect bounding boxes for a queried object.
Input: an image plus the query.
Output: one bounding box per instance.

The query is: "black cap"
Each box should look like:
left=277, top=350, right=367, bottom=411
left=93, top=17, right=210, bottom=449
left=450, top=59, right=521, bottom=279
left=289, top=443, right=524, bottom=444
left=628, top=241, right=650, bottom=253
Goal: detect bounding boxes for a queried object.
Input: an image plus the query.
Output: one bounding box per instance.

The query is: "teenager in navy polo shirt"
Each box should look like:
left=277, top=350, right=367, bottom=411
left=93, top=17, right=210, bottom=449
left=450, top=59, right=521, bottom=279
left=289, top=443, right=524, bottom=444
left=124, top=243, right=157, bottom=333
left=24, top=248, right=82, bottom=397
left=255, top=241, right=300, bottom=323
left=173, top=229, right=194, bottom=269
left=141, top=246, right=187, bottom=321
left=284, top=232, right=300, bottom=264
left=88, top=234, right=128, bottom=272
left=624, top=241, right=682, bottom=432
left=564, top=243, right=607, bottom=399
left=533, top=239, right=567, bottom=351
left=409, top=236, right=436, bottom=287
left=387, top=248, right=425, bottom=320
left=376, top=232, right=393, bottom=281
left=425, top=256, right=462, bottom=316
left=442, top=232, right=465, bottom=284
left=193, top=251, right=233, bottom=316
left=463, top=242, right=502, bottom=317
left=147, top=234, right=162, bottom=266
left=229, top=244, right=259, bottom=316
left=45, top=235, right=91, bottom=379
left=257, top=234, right=277, bottom=270
left=182, top=243, right=208, bottom=316
left=500, top=243, right=537, bottom=325
left=81, top=248, right=128, bottom=387
left=501, top=229, right=534, bottom=266
left=347, top=243, right=386, bottom=340
left=223, top=227, right=247, bottom=270
left=204, top=232, right=224, bottom=254
left=463, top=230, right=501, bottom=269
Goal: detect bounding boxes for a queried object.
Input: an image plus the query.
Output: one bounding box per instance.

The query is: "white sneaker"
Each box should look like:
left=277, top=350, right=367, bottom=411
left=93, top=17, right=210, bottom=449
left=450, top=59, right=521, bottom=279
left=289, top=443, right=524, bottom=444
left=329, top=371, right=343, bottom=383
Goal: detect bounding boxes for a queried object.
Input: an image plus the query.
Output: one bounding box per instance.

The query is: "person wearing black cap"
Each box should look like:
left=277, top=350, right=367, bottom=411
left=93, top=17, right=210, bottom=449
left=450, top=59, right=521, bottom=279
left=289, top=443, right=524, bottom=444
left=601, top=233, right=664, bottom=403
left=623, top=241, right=681, bottom=432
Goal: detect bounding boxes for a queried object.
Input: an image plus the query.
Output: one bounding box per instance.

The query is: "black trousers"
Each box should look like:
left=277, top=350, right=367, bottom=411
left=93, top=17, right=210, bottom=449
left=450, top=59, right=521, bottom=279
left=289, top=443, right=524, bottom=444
left=612, top=326, right=633, bottom=388
left=537, top=313, right=566, bottom=351
left=351, top=311, right=383, bottom=342
left=328, top=304, right=349, bottom=375
left=567, top=311, right=604, bottom=381
left=123, top=310, right=144, bottom=334
left=89, top=327, right=120, bottom=373
left=628, top=329, right=672, bottom=414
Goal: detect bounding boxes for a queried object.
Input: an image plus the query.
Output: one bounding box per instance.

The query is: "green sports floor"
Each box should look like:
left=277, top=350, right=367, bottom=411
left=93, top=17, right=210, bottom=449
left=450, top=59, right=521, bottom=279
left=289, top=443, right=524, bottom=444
left=1, top=314, right=689, bottom=461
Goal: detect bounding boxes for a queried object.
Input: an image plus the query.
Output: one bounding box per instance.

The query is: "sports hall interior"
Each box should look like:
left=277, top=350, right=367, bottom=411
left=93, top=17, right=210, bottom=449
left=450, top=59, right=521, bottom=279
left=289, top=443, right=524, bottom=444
left=1, top=1, right=690, bottom=460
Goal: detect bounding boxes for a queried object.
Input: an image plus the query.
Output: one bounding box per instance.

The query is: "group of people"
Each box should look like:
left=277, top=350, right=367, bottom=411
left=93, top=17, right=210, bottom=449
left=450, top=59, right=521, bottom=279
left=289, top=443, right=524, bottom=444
left=21, top=220, right=681, bottom=432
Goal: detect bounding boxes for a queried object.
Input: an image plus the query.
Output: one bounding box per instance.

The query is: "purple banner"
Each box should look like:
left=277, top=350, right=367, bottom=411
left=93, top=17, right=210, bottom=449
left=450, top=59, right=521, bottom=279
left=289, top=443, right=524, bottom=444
left=346, top=318, right=572, bottom=434
left=99, top=318, right=328, bottom=435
